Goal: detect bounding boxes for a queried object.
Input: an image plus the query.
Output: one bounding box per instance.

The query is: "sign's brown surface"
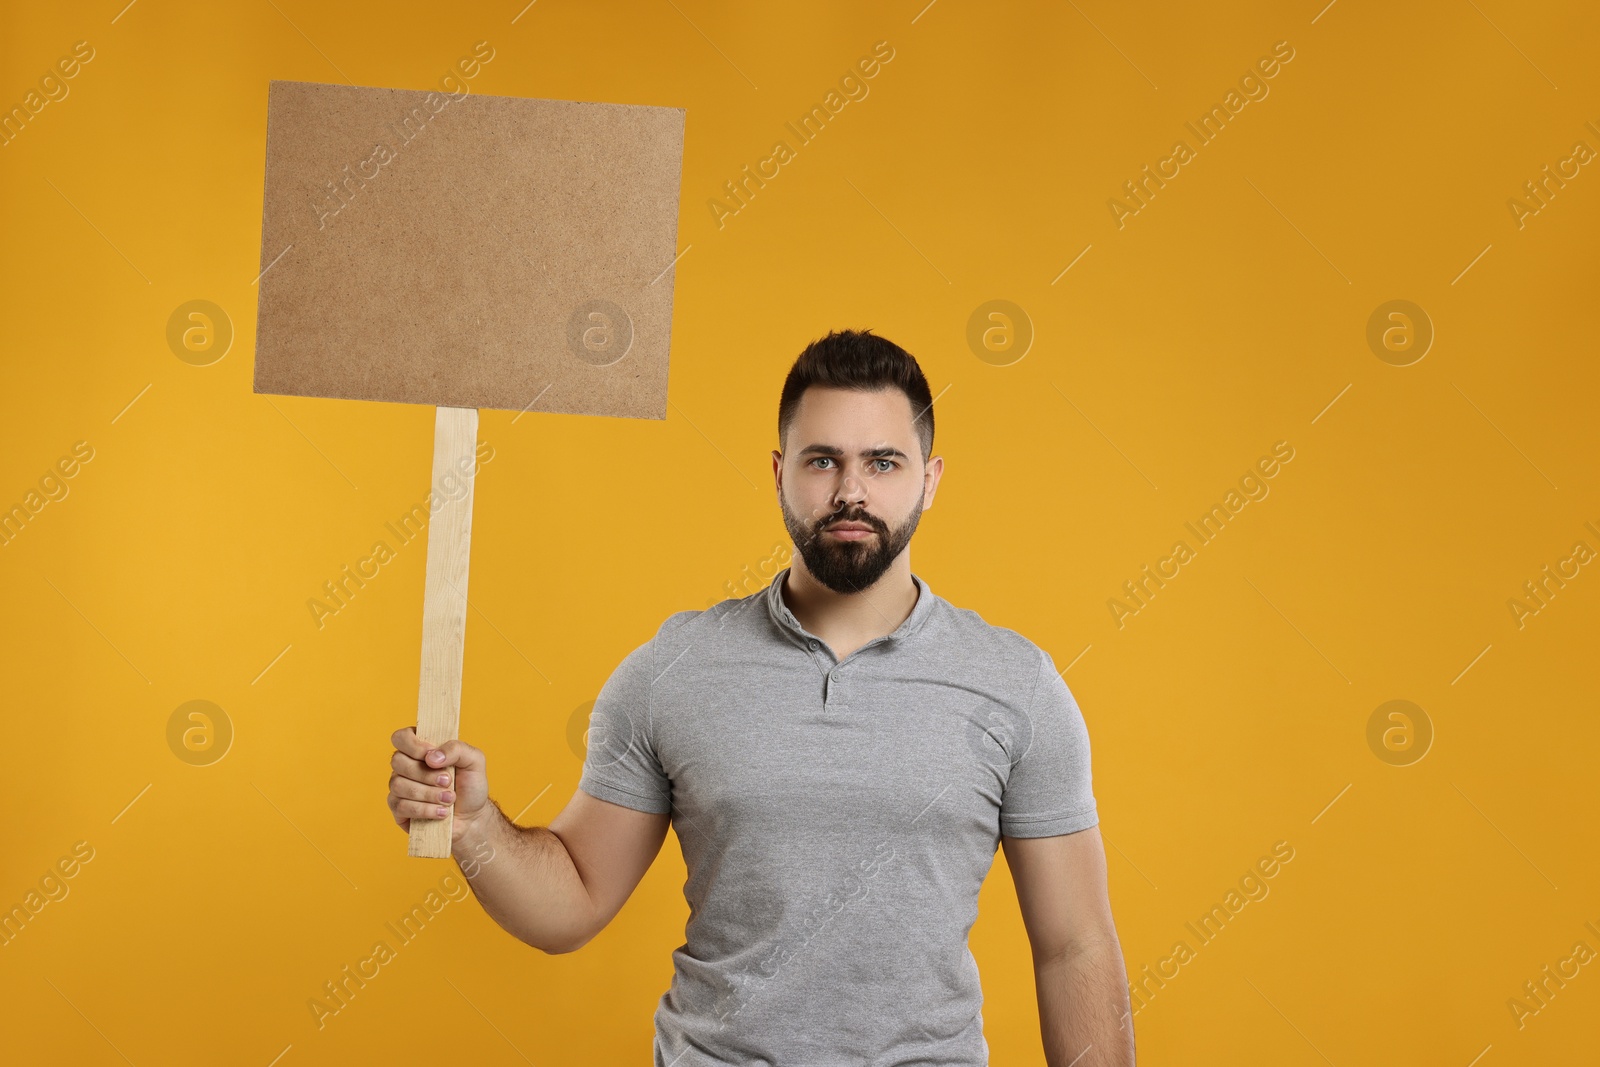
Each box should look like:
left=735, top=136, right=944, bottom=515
left=252, top=80, right=684, bottom=418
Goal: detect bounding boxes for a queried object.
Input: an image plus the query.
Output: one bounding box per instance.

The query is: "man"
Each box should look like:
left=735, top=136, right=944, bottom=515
left=387, top=329, right=1135, bottom=1065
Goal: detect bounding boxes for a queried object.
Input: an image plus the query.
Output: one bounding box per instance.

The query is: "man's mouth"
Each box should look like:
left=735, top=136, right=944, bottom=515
left=824, top=521, right=876, bottom=540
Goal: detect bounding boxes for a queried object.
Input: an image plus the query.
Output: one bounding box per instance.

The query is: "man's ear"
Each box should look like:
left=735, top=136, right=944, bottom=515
left=922, top=454, right=943, bottom=508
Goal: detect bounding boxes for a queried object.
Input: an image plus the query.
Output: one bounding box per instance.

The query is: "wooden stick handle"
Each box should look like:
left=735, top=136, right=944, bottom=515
left=408, top=405, right=479, bottom=859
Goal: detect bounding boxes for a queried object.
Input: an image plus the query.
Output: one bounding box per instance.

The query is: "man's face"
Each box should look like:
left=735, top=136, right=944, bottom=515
left=773, top=386, right=940, bottom=595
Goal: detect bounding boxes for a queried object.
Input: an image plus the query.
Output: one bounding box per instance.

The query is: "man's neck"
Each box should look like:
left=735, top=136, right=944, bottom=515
left=780, top=559, right=920, bottom=655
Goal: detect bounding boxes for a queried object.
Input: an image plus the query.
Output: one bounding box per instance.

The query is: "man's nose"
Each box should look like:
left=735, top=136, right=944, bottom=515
left=834, top=472, right=868, bottom=503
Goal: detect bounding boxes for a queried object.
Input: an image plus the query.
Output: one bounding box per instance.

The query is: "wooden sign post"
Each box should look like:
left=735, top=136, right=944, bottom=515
left=251, top=80, right=684, bottom=858
left=411, top=405, right=478, bottom=859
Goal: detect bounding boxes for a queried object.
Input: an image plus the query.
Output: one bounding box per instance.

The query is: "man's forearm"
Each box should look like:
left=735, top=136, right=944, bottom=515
left=450, top=799, right=597, bottom=953
left=1035, top=940, right=1136, bottom=1066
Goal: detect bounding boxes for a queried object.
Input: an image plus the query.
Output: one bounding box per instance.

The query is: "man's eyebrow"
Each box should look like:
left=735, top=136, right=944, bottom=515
left=796, top=444, right=910, bottom=461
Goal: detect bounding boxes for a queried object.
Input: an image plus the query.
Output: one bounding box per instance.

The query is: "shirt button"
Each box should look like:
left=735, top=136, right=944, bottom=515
left=808, top=641, right=818, bottom=650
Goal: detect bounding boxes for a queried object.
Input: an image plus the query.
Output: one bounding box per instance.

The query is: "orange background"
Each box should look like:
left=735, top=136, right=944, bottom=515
left=3, top=1, right=1597, bottom=1063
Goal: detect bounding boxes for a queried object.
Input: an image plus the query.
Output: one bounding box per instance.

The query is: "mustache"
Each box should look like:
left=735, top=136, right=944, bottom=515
left=817, top=508, right=883, bottom=532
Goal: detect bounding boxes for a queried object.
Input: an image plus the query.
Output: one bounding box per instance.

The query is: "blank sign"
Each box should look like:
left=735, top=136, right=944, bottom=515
left=252, top=79, right=684, bottom=418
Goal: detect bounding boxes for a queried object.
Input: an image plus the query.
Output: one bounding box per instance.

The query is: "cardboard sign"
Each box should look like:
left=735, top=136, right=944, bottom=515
left=253, top=79, right=684, bottom=417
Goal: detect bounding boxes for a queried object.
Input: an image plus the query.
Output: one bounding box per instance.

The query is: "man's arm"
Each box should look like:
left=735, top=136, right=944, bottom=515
left=1001, top=825, right=1135, bottom=1066
left=389, top=730, right=671, bottom=954
left=450, top=786, right=671, bottom=954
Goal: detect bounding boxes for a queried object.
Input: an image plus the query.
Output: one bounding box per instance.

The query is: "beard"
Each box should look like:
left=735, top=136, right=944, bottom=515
left=780, top=493, right=924, bottom=595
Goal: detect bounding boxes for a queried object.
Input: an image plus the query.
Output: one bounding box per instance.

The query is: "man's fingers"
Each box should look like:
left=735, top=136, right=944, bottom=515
left=389, top=731, right=479, bottom=833
left=421, top=738, right=483, bottom=773
left=390, top=773, right=451, bottom=806
left=391, top=726, right=429, bottom=760
left=385, top=793, right=428, bottom=831
left=394, top=797, right=450, bottom=821
left=390, top=749, right=439, bottom=784
left=386, top=792, right=411, bottom=832
left=391, top=730, right=481, bottom=777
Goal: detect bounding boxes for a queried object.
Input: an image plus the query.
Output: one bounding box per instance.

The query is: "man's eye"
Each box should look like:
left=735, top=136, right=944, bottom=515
left=808, top=457, right=895, bottom=471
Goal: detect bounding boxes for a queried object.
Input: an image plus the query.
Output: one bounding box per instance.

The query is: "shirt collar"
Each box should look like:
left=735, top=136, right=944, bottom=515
left=764, top=565, right=935, bottom=646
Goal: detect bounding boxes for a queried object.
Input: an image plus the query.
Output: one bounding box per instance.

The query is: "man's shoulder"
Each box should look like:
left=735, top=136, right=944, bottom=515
left=931, top=600, right=1076, bottom=721
left=608, top=594, right=765, bottom=690
left=930, top=594, right=1049, bottom=670
left=648, top=588, right=769, bottom=649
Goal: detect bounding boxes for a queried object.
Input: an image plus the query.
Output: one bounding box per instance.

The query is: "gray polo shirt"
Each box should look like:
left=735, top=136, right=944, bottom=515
left=578, top=566, right=1099, bottom=1066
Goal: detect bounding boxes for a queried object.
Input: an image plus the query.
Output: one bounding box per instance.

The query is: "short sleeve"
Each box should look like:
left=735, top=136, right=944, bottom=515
left=577, top=637, right=673, bottom=815
left=999, top=649, right=1099, bottom=838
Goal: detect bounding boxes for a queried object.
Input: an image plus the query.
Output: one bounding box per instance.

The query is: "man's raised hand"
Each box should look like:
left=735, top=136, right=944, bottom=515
left=388, top=728, right=492, bottom=846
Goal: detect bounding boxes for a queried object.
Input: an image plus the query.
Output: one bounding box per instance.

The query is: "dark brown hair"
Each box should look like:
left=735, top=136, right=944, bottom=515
left=777, top=329, right=934, bottom=462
